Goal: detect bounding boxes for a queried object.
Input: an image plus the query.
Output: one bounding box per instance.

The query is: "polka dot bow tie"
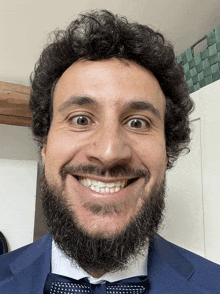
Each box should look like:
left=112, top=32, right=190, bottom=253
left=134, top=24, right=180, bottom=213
left=44, top=273, right=149, bottom=294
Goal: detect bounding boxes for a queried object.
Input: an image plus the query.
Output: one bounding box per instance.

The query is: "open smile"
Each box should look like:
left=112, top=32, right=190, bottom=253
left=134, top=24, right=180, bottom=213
left=74, top=175, right=138, bottom=194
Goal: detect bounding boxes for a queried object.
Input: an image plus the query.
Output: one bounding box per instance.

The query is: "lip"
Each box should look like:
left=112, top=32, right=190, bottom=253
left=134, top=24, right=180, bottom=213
left=65, top=173, right=142, bottom=203
left=73, top=173, right=137, bottom=183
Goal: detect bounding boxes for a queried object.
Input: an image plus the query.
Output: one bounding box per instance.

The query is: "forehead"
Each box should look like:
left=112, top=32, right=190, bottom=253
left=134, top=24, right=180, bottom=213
left=53, top=58, right=166, bottom=117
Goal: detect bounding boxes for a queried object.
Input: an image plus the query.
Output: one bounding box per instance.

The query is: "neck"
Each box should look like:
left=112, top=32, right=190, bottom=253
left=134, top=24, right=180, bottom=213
left=85, top=269, right=107, bottom=279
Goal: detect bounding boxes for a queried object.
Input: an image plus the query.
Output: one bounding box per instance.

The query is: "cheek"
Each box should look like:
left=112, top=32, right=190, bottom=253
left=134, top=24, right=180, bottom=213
left=135, top=139, right=167, bottom=171
left=49, top=136, right=72, bottom=160
left=43, top=133, right=76, bottom=181
left=44, top=130, right=91, bottom=175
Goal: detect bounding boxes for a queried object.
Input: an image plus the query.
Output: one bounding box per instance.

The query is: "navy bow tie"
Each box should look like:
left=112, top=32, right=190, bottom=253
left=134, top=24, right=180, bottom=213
left=44, top=273, right=149, bottom=294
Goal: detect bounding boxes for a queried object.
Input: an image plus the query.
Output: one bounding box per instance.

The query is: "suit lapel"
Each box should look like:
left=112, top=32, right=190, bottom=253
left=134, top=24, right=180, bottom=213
left=1, top=234, right=52, bottom=294
left=152, top=234, right=195, bottom=279
left=147, top=234, right=196, bottom=293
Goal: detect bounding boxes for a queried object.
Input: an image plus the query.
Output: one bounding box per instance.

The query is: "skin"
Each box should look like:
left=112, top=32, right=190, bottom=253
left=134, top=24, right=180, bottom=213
left=41, top=57, right=168, bottom=241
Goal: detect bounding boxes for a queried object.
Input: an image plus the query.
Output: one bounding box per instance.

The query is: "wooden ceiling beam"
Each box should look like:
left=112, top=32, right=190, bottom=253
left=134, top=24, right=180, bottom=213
left=0, top=81, right=32, bottom=127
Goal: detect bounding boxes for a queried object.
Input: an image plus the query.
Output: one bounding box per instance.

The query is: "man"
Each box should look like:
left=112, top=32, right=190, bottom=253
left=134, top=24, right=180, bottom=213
left=0, top=10, right=219, bottom=294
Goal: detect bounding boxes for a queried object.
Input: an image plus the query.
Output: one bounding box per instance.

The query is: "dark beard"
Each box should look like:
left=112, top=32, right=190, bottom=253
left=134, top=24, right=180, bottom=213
left=41, top=164, right=166, bottom=274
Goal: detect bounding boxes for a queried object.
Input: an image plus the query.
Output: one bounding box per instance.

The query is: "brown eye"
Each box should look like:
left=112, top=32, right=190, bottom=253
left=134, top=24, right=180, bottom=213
left=128, top=118, right=149, bottom=129
left=72, top=116, right=91, bottom=126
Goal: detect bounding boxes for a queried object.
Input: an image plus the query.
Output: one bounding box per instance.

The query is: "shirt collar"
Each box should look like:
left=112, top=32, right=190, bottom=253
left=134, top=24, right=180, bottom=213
left=51, top=240, right=148, bottom=284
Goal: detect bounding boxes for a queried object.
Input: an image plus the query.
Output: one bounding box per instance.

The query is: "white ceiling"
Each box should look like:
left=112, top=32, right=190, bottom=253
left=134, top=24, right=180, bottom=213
left=0, top=0, right=220, bottom=86
left=140, top=0, right=220, bottom=55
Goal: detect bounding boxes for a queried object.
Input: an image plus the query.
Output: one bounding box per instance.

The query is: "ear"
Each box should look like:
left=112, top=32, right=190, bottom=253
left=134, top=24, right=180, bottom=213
left=41, top=145, right=46, bottom=165
left=41, top=139, right=47, bottom=165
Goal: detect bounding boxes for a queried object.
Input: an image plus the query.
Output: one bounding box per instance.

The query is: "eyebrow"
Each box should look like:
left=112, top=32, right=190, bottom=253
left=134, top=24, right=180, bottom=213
left=123, top=101, right=161, bottom=120
left=58, top=96, right=99, bottom=113
left=58, top=95, right=161, bottom=120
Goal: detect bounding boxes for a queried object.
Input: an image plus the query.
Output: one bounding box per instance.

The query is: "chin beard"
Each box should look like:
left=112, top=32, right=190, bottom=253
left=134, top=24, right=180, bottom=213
left=40, top=166, right=166, bottom=275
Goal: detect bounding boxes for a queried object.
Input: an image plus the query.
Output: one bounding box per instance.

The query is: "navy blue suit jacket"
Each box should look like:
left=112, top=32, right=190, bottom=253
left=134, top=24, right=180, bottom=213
left=0, top=233, right=219, bottom=293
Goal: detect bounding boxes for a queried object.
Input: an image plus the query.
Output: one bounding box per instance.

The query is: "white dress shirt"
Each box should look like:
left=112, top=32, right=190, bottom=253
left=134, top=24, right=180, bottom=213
left=51, top=240, right=148, bottom=284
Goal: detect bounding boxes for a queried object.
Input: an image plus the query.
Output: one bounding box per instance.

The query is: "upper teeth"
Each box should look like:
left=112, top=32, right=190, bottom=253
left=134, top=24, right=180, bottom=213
left=79, top=177, right=127, bottom=193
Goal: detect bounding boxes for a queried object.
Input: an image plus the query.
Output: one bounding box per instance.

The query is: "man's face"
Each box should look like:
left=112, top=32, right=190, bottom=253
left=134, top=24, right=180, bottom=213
left=41, top=58, right=167, bottom=239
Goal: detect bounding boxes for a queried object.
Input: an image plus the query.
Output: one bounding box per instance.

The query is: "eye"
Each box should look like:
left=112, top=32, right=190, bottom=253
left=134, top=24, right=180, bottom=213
left=71, top=115, right=91, bottom=126
left=127, top=118, right=150, bottom=129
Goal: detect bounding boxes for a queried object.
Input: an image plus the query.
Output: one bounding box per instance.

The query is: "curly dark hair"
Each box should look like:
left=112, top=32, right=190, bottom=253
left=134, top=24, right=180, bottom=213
left=29, top=10, right=194, bottom=169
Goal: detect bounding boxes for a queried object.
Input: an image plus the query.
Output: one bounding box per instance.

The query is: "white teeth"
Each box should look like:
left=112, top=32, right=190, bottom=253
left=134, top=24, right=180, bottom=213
left=115, top=186, right=120, bottom=192
left=107, top=181, right=122, bottom=187
left=97, top=181, right=106, bottom=188
left=110, top=187, right=115, bottom=193
left=78, top=177, right=127, bottom=193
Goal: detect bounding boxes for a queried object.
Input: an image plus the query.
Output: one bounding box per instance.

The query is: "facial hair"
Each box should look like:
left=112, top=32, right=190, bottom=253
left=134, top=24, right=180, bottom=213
left=41, top=163, right=166, bottom=274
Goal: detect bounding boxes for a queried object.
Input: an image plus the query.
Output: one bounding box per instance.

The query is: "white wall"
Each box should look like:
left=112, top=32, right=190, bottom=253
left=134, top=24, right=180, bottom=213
left=160, top=117, right=205, bottom=257
left=0, top=124, right=45, bottom=246
left=0, top=124, right=39, bottom=161
left=0, top=98, right=39, bottom=251
left=0, top=159, right=38, bottom=251
left=160, top=80, right=220, bottom=265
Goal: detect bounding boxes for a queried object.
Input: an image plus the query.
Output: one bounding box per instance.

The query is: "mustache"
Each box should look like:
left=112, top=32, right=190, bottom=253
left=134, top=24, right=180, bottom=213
left=60, top=163, right=150, bottom=180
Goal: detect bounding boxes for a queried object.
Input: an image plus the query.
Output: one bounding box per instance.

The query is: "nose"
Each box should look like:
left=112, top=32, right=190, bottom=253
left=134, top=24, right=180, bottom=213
left=86, top=124, right=132, bottom=168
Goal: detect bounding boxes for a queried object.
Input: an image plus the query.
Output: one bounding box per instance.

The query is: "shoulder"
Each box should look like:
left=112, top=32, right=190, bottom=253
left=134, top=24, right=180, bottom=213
left=0, top=234, right=52, bottom=280
left=0, top=234, right=52, bottom=293
left=166, top=237, right=220, bottom=270
left=168, top=238, right=220, bottom=279
left=0, top=243, right=30, bottom=276
left=148, top=234, right=220, bottom=293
